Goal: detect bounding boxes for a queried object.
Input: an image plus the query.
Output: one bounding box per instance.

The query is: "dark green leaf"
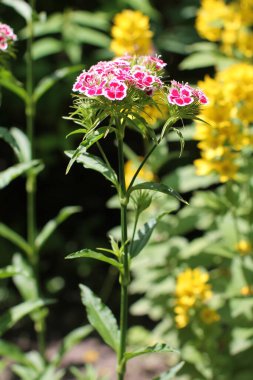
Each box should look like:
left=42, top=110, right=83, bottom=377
left=34, top=65, right=82, bottom=102
left=65, top=149, right=118, bottom=186
left=130, top=218, right=157, bottom=258
left=0, top=223, right=32, bottom=257
left=80, top=285, right=120, bottom=352
left=0, top=67, right=27, bottom=101
left=66, top=249, right=122, bottom=270
left=35, top=206, right=82, bottom=251
left=153, top=361, right=185, bottom=380
left=0, top=299, right=52, bottom=336
left=129, top=182, right=188, bottom=204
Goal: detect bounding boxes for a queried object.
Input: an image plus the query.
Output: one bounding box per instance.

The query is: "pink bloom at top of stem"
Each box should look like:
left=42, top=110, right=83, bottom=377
left=168, top=80, right=208, bottom=106
left=0, top=22, right=17, bottom=51
left=142, top=55, right=167, bottom=70
left=103, top=80, right=127, bottom=100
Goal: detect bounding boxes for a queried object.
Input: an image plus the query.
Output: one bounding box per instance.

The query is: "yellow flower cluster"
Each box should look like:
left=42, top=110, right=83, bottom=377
left=241, top=285, right=253, bottom=296
left=174, top=268, right=219, bottom=328
left=196, top=0, right=253, bottom=58
left=194, top=63, right=253, bottom=182
left=110, top=9, right=153, bottom=56
left=124, top=158, right=155, bottom=189
left=235, top=240, right=252, bottom=255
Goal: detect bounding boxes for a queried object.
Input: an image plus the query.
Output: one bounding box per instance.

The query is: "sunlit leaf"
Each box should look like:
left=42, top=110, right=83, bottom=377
left=66, top=249, right=122, bottom=269
left=10, top=127, right=31, bottom=162
left=12, top=254, right=38, bottom=301
left=0, top=339, right=34, bottom=366
left=0, top=160, right=41, bottom=189
left=0, top=265, right=20, bottom=279
left=0, top=67, right=27, bottom=101
left=32, top=38, right=63, bottom=60
left=153, top=361, right=185, bottom=380
left=129, top=182, right=188, bottom=204
left=123, top=343, right=179, bottom=364
left=80, top=285, right=120, bottom=352
left=0, top=0, right=32, bottom=22
left=0, top=223, right=32, bottom=257
left=0, top=127, right=20, bottom=157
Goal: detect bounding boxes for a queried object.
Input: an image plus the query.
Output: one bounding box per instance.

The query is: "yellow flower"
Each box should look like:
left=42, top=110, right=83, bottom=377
left=83, top=349, right=100, bottom=363
left=200, top=307, right=220, bottom=324
left=124, top=157, right=155, bottom=189
left=235, top=240, right=252, bottom=255
left=110, top=10, right=153, bottom=56
left=241, top=285, right=253, bottom=296
left=174, top=268, right=214, bottom=328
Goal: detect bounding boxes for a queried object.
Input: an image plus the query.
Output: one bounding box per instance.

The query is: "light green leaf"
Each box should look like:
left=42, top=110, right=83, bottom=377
left=12, top=365, right=38, bottom=380
left=80, top=285, right=120, bottom=352
left=12, top=253, right=38, bottom=301
left=122, top=343, right=179, bottom=365
left=0, top=0, right=32, bottom=22
left=69, top=10, right=110, bottom=31
left=32, top=38, right=63, bottom=60
left=0, top=223, right=32, bottom=257
left=0, top=160, right=40, bottom=189
left=53, top=325, right=93, bottom=366
left=0, top=67, right=27, bottom=101
left=35, top=206, right=81, bottom=251
left=66, top=249, right=122, bottom=270
left=34, top=65, right=82, bottom=102
left=0, top=339, right=34, bottom=366
left=129, top=182, right=188, bottom=205
left=0, top=299, right=52, bottom=336
left=68, top=24, right=110, bottom=48
left=10, top=127, right=31, bottom=162
left=130, top=218, right=157, bottom=258
left=179, top=52, right=218, bottom=70
left=0, top=127, right=20, bottom=157
left=65, top=150, right=118, bottom=186
left=37, top=365, right=65, bottom=380
left=0, top=265, right=20, bottom=279
left=153, top=361, right=185, bottom=380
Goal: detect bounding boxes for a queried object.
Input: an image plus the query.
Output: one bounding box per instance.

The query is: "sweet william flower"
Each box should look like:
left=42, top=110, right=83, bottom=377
left=0, top=22, right=17, bottom=52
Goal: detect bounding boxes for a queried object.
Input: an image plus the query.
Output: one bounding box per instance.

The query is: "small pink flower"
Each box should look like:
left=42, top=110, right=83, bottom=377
left=0, top=23, right=17, bottom=51
left=103, top=80, right=127, bottom=100
left=168, top=86, right=194, bottom=106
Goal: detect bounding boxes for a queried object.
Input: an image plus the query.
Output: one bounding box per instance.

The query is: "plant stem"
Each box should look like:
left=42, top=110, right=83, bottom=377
left=116, top=130, right=129, bottom=380
left=26, top=0, right=46, bottom=358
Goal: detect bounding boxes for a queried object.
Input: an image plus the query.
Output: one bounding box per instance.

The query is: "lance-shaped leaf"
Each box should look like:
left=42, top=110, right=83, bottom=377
left=0, top=67, right=27, bottom=101
left=0, top=160, right=41, bottom=189
left=66, top=249, right=122, bottom=270
left=52, top=325, right=93, bottom=366
left=0, top=0, right=32, bottom=21
left=10, top=127, right=31, bottom=162
left=121, top=343, right=179, bottom=368
left=153, top=361, right=185, bottom=380
left=130, top=218, right=157, bottom=258
left=80, top=285, right=120, bottom=353
left=65, top=150, right=118, bottom=186
left=0, top=265, right=20, bottom=279
left=34, top=65, right=82, bottom=102
left=129, top=182, right=188, bottom=205
left=35, top=206, right=82, bottom=251
left=0, top=223, right=32, bottom=257
left=0, top=127, right=20, bottom=156
left=12, top=253, right=38, bottom=301
left=0, top=299, right=53, bottom=336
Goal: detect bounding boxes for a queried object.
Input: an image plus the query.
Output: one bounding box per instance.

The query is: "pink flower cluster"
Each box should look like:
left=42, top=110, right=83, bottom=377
left=73, top=56, right=166, bottom=101
left=0, top=23, right=17, bottom=51
left=168, top=80, right=208, bottom=107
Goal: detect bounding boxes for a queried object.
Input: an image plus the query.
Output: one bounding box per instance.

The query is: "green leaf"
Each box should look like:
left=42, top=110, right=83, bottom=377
left=32, top=38, right=63, bottom=60
left=34, top=65, right=82, bottom=102
left=0, top=127, right=20, bottom=156
left=179, top=52, right=218, bottom=70
left=130, top=218, right=157, bottom=258
left=10, top=127, right=31, bottom=162
left=68, top=24, right=110, bottom=48
left=0, top=0, right=32, bottom=22
left=0, top=160, right=40, bottom=189
left=65, top=150, right=118, bottom=186
left=123, top=343, right=179, bottom=364
left=66, top=249, right=122, bottom=270
left=35, top=206, right=81, bottom=251
left=0, top=265, right=20, bottom=279
left=0, top=299, right=52, bottom=336
left=79, top=284, right=120, bottom=352
left=70, top=10, right=109, bottom=31
left=12, top=254, right=38, bottom=301
left=129, top=182, right=188, bottom=205
left=53, top=325, right=93, bottom=366
left=38, top=366, right=65, bottom=380
left=153, top=361, right=185, bottom=380
left=0, top=67, right=27, bottom=101
left=0, top=339, right=34, bottom=367
left=0, top=223, right=32, bottom=257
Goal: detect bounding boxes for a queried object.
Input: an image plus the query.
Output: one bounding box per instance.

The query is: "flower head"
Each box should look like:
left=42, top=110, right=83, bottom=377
left=110, top=10, right=153, bottom=56
left=0, top=22, right=17, bottom=52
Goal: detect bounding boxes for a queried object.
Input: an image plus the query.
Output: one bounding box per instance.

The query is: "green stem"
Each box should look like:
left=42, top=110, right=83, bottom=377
left=116, top=130, right=129, bottom=380
left=26, top=0, right=46, bottom=358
